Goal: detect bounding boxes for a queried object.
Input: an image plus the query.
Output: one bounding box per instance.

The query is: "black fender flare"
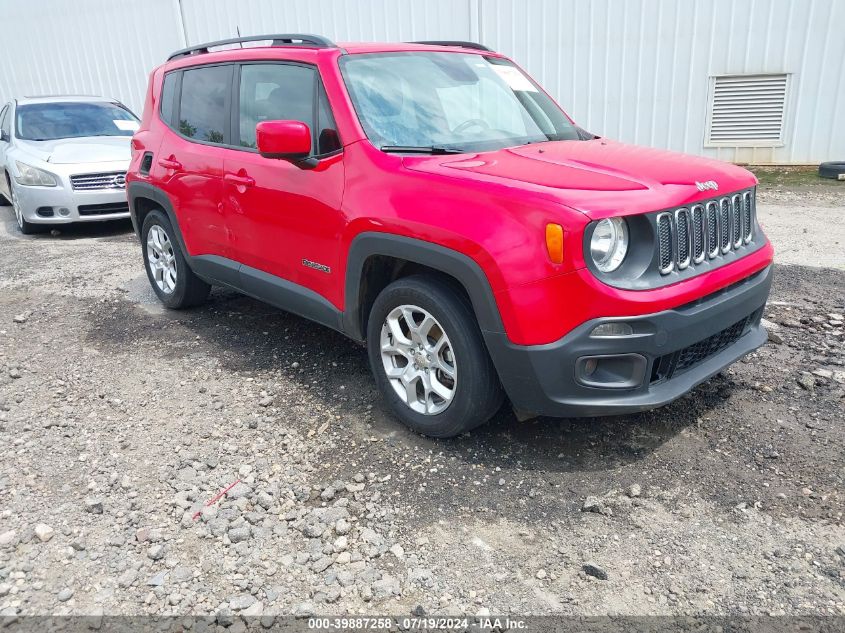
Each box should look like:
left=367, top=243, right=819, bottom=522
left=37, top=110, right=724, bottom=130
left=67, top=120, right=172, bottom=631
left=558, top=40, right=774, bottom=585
left=342, top=232, right=505, bottom=341
left=127, top=181, right=181, bottom=243
left=127, top=181, right=240, bottom=287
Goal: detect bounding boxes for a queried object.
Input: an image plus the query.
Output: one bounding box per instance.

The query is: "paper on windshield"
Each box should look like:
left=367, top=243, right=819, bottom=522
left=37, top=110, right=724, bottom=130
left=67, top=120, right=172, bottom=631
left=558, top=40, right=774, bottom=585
left=491, top=65, right=538, bottom=92
left=114, top=120, right=140, bottom=132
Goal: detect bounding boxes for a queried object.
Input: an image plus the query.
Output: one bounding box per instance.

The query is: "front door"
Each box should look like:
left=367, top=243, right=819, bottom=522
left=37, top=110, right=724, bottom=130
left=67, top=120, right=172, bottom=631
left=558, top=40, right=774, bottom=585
left=222, top=62, right=345, bottom=303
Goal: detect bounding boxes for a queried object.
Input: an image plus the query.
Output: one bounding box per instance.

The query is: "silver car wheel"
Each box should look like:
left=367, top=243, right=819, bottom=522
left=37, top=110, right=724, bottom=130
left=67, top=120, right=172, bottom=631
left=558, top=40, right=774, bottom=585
left=380, top=304, right=457, bottom=415
left=146, top=225, right=178, bottom=294
left=10, top=184, right=23, bottom=230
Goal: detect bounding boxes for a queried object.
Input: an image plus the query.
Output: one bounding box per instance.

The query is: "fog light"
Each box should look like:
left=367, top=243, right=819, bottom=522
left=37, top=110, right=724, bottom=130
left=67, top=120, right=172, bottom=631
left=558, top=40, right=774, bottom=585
left=58, top=207, right=71, bottom=217
left=590, top=322, right=634, bottom=337
left=575, top=354, right=647, bottom=389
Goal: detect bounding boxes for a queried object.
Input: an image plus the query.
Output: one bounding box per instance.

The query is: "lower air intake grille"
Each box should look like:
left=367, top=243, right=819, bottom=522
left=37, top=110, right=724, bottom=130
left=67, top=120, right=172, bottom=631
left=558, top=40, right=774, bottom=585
left=675, top=316, right=750, bottom=373
left=650, top=313, right=755, bottom=384
left=78, top=202, right=130, bottom=216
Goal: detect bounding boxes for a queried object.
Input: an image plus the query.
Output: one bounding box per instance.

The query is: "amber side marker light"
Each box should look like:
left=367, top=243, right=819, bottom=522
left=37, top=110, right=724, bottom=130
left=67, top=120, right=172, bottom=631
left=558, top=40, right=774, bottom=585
left=545, top=223, right=564, bottom=264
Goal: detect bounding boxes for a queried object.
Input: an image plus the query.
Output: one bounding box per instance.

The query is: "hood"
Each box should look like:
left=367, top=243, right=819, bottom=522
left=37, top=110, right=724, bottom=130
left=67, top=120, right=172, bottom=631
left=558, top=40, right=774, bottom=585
left=403, top=139, right=756, bottom=219
left=16, top=136, right=131, bottom=165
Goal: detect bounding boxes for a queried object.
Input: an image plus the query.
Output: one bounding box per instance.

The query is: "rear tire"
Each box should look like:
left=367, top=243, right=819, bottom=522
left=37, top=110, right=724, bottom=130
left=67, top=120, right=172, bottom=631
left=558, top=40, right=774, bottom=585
left=141, top=209, right=210, bottom=309
left=366, top=275, right=503, bottom=438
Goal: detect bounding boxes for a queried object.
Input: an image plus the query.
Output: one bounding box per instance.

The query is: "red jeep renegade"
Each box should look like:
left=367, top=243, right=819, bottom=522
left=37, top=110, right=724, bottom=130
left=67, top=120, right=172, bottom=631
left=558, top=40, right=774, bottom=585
left=127, top=35, right=774, bottom=438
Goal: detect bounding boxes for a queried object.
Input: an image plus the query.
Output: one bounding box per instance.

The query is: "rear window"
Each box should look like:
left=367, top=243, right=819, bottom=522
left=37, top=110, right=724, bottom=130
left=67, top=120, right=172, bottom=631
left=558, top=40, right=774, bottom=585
left=178, top=65, right=231, bottom=144
left=159, top=72, right=178, bottom=127
left=14, top=102, right=139, bottom=141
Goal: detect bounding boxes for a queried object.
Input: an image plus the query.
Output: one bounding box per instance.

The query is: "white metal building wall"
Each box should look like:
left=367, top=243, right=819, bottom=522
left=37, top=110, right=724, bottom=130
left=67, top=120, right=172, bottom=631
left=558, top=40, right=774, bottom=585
left=0, top=0, right=184, bottom=117
left=482, top=0, right=845, bottom=164
left=1, top=0, right=843, bottom=164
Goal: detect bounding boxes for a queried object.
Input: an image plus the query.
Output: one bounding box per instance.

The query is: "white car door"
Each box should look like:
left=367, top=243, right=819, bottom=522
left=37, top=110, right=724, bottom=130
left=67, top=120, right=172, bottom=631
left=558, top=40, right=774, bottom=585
left=0, top=103, right=12, bottom=200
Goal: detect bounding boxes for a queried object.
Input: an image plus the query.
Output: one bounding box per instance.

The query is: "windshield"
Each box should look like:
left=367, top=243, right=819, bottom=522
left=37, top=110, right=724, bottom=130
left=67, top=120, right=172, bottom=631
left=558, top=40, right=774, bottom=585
left=340, top=52, right=582, bottom=153
left=15, top=102, right=139, bottom=141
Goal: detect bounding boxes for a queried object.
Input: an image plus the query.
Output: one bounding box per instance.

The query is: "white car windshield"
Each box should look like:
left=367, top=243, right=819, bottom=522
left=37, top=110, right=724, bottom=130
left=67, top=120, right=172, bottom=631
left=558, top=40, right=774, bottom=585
left=340, top=52, right=583, bottom=153
left=15, top=102, right=139, bottom=141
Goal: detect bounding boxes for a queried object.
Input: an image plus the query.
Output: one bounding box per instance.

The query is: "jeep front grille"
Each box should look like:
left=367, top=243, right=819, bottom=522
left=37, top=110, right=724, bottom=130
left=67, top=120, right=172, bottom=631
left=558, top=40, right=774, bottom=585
left=690, top=205, right=706, bottom=264
left=656, top=213, right=673, bottom=274
left=70, top=171, right=127, bottom=190
left=655, top=188, right=756, bottom=275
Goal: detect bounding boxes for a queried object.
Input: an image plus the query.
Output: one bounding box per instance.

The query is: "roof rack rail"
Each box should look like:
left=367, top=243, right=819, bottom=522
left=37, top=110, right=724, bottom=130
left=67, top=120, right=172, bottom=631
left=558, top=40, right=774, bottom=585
left=167, top=33, right=335, bottom=61
left=411, top=40, right=493, bottom=52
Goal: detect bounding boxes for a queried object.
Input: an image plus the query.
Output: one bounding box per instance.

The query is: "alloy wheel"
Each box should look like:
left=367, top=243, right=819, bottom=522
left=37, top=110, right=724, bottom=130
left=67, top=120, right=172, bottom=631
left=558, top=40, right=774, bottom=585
left=146, top=225, right=178, bottom=294
left=380, top=304, right=457, bottom=415
left=10, top=185, right=23, bottom=230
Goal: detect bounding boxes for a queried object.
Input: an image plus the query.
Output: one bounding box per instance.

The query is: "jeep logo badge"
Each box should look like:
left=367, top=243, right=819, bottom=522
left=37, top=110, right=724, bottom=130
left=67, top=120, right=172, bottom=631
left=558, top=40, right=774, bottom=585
left=695, top=180, right=718, bottom=192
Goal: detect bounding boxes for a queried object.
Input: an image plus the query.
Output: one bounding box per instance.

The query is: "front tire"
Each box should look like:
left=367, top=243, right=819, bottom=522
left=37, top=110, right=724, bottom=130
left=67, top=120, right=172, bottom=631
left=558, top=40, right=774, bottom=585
left=367, top=275, right=503, bottom=438
left=141, top=209, right=210, bottom=309
left=9, top=181, right=43, bottom=235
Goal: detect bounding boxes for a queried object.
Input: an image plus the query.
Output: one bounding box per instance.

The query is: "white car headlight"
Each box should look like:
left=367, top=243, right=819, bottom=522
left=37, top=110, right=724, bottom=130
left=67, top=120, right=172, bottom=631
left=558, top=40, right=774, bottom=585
left=590, top=217, right=629, bottom=272
left=14, top=161, right=58, bottom=187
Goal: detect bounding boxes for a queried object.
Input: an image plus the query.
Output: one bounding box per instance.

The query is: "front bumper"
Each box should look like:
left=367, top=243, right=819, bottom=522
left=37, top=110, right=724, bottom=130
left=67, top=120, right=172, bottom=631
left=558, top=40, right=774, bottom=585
left=486, top=264, right=773, bottom=418
left=15, top=183, right=130, bottom=223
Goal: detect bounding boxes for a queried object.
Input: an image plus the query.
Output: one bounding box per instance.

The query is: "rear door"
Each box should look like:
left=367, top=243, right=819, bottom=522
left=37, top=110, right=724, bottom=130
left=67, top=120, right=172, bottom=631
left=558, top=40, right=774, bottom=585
left=154, top=64, right=232, bottom=259
left=221, top=61, right=344, bottom=298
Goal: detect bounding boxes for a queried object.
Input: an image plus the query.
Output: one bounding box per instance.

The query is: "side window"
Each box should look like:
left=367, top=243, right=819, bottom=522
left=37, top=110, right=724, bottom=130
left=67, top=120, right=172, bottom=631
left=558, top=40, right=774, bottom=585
left=316, top=86, right=341, bottom=155
left=179, top=65, right=231, bottom=144
left=0, top=105, right=10, bottom=139
left=238, top=63, right=315, bottom=150
left=159, top=72, right=177, bottom=127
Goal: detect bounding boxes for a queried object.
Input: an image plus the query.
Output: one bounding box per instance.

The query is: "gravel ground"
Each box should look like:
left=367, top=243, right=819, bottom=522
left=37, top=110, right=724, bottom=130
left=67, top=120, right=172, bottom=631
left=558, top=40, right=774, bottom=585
left=0, top=177, right=843, bottom=621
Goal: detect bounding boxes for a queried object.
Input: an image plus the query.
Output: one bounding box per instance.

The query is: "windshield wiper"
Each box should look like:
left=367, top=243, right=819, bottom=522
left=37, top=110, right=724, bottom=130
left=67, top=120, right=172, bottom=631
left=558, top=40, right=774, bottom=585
left=380, top=145, right=463, bottom=155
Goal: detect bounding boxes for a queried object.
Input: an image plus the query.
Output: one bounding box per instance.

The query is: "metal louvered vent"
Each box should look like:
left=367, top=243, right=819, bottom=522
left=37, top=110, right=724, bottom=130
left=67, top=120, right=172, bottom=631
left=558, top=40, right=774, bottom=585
left=706, top=74, right=788, bottom=146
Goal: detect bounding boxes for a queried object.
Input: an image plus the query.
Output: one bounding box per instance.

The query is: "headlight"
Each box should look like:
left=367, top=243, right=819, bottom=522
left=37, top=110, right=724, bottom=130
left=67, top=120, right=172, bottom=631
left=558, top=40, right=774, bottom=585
left=14, top=161, right=58, bottom=187
left=590, top=217, right=629, bottom=272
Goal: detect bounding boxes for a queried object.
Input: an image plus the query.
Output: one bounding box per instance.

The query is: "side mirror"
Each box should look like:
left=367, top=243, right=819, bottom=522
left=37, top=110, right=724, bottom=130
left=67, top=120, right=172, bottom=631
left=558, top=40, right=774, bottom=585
left=256, top=120, right=312, bottom=162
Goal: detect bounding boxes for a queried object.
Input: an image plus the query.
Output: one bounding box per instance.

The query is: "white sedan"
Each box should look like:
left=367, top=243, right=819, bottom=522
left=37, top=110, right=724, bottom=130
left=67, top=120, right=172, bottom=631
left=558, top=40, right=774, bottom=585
left=0, top=96, right=138, bottom=234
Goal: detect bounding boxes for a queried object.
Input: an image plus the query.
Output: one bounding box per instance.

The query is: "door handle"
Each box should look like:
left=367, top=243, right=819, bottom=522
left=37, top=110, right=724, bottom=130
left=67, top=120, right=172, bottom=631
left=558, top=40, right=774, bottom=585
left=224, top=173, right=255, bottom=188
left=158, top=157, right=182, bottom=171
